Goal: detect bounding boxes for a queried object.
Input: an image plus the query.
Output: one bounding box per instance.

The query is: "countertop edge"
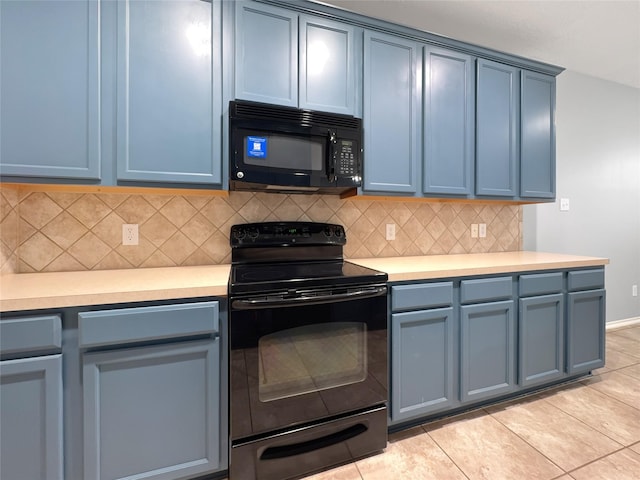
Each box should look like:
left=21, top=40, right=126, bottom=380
left=0, top=286, right=227, bottom=313
left=384, top=259, right=609, bottom=282
left=0, top=252, right=608, bottom=313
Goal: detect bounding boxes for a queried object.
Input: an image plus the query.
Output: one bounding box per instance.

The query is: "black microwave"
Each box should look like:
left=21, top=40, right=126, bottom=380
left=229, top=100, right=362, bottom=195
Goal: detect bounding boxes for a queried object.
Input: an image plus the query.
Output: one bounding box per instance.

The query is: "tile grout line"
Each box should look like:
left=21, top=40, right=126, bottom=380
left=490, top=389, right=639, bottom=475
left=478, top=406, right=568, bottom=476
left=421, top=425, right=473, bottom=480
left=540, top=385, right=633, bottom=447
left=561, top=444, right=633, bottom=477
left=579, top=380, right=640, bottom=412
left=352, top=460, right=365, bottom=480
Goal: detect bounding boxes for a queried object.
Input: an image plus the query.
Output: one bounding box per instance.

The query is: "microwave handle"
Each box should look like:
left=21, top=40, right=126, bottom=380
left=327, top=130, right=337, bottom=183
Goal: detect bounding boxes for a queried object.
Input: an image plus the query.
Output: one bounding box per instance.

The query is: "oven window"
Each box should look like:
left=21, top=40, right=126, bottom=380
left=243, top=134, right=324, bottom=171
left=258, top=322, right=367, bottom=402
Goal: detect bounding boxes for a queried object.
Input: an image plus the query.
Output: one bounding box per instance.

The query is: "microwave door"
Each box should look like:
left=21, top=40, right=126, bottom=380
left=242, top=132, right=324, bottom=172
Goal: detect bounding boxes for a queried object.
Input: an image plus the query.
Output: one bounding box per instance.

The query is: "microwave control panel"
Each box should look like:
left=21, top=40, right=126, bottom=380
left=335, top=139, right=359, bottom=176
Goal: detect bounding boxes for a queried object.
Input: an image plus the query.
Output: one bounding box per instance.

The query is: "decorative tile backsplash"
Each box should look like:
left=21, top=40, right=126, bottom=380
left=0, top=184, right=522, bottom=273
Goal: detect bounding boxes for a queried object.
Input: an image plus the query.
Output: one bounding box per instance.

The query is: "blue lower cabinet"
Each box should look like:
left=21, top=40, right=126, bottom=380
left=567, top=289, right=606, bottom=374
left=387, top=269, right=605, bottom=426
left=0, top=355, right=63, bottom=480
left=83, top=339, right=220, bottom=480
left=460, top=300, right=516, bottom=403
left=391, top=307, right=456, bottom=423
left=519, top=293, right=564, bottom=387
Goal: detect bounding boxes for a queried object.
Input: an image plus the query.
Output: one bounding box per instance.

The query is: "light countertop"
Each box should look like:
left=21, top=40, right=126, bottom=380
left=350, top=251, right=609, bottom=282
left=0, top=252, right=608, bottom=312
left=0, top=265, right=230, bottom=312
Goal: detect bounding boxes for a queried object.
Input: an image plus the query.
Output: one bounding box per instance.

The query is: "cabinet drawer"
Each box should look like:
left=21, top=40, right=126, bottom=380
left=0, top=315, right=62, bottom=355
left=391, top=282, right=453, bottom=312
left=79, top=301, right=219, bottom=348
left=519, top=272, right=563, bottom=297
left=568, top=269, right=605, bottom=292
left=460, top=276, right=512, bottom=304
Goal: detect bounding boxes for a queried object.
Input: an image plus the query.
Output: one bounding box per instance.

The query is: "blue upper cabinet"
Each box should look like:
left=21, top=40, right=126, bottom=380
left=423, top=47, right=474, bottom=196
left=0, top=0, right=100, bottom=180
left=299, top=15, right=358, bottom=115
left=234, top=1, right=359, bottom=115
left=234, top=1, right=298, bottom=107
left=115, top=0, right=222, bottom=185
left=521, top=71, right=556, bottom=199
left=363, top=31, right=420, bottom=194
left=476, top=59, right=520, bottom=197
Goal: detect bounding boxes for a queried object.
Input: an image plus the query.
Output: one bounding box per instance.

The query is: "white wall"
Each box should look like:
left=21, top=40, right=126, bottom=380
left=523, top=70, right=640, bottom=322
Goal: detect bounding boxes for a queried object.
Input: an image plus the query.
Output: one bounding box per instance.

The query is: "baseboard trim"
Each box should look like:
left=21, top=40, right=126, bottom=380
left=606, top=317, right=640, bottom=330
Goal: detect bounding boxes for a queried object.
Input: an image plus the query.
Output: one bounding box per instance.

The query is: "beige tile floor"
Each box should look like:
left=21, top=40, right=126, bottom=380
left=304, top=322, right=640, bottom=480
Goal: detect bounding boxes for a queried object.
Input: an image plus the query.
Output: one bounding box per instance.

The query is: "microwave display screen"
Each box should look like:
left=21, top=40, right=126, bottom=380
left=244, top=134, right=324, bottom=171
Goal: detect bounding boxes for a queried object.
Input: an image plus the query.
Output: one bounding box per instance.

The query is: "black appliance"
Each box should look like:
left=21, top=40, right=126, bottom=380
left=228, top=222, right=388, bottom=480
left=229, top=100, right=362, bottom=195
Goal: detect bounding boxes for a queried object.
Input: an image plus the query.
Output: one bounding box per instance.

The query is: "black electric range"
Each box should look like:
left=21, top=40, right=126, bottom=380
left=227, top=221, right=389, bottom=480
left=228, top=221, right=387, bottom=295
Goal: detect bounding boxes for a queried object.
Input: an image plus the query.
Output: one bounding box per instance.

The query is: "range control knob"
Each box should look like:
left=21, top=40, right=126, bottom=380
left=237, top=171, right=244, bottom=179
left=233, top=228, right=246, bottom=240
left=323, top=227, right=333, bottom=237
left=334, top=227, right=344, bottom=238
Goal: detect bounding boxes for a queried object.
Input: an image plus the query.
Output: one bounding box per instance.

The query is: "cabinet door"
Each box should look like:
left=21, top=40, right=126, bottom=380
left=363, top=31, right=420, bottom=193
left=567, top=289, right=606, bottom=374
left=235, top=1, right=297, bottom=107
left=476, top=59, right=519, bottom=197
left=0, top=0, right=100, bottom=179
left=521, top=71, right=556, bottom=199
left=83, top=339, right=220, bottom=480
left=299, top=15, right=359, bottom=115
left=423, top=47, right=474, bottom=196
left=460, top=300, right=516, bottom=402
left=519, top=293, right=564, bottom=387
left=115, top=0, right=222, bottom=184
left=391, top=307, right=456, bottom=423
left=0, top=355, right=63, bottom=480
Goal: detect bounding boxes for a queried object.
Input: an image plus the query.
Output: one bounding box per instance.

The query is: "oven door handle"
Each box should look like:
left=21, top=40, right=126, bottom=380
left=232, top=285, right=387, bottom=309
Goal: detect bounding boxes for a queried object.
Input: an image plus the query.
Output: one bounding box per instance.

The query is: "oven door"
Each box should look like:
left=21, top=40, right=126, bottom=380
left=229, top=284, right=388, bottom=442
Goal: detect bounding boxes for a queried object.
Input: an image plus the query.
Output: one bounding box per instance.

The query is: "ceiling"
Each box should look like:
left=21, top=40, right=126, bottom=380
left=322, top=0, right=640, bottom=89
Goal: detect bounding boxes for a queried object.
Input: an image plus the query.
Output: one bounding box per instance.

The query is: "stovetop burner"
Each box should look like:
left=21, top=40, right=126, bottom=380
left=228, top=222, right=387, bottom=295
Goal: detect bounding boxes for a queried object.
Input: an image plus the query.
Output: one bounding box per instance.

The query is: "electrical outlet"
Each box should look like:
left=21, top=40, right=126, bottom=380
left=385, top=223, right=396, bottom=241
left=471, top=224, right=478, bottom=238
left=122, top=224, right=139, bottom=245
left=633, top=285, right=638, bottom=297
left=560, top=198, right=570, bottom=211
left=479, top=223, right=487, bottom=238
